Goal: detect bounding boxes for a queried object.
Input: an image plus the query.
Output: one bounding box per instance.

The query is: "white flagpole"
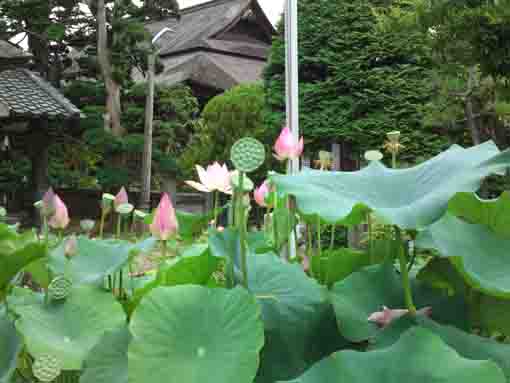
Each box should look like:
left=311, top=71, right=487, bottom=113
left=285, top=0, right=299, bottom=259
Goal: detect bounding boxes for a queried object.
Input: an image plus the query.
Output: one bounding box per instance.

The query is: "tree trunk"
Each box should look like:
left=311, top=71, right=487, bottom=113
left=96, top=0, right=124, bottom=137
left=465, top=67, right=481, bottom=145
left=139, top=53, right=156, bottom=210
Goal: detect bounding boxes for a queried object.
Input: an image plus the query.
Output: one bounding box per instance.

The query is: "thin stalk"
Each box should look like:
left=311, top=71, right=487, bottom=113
left=272, top=191, right=279, bottom=249
left=317, top=216, right=322, bottom=282
left=307, top=224, right=314, bottom=277
left=329, top=224, right=335, bottom=250
left=161, top=240, right=168, bottom=258
left=395, top=227, right=416, bottom=315
left=368, top=213, right=374, bottom=263
left=213, top=191, right=219, bottom=228
left=116, top=214, right=121, bottom=239
left=392, top=152, right=397, bottom=169
left=238, top=172, right=248, bottom=288
left=99, top=210, right=106, bottom=239
left=43, top=216, right=49, bottom=245
left=119, top=269, right=123, bottom=300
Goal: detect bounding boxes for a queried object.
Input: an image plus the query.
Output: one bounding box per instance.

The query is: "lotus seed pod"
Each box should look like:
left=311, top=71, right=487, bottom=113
left=33, top=355, right=61, bottom=383
left=48, top=276, right=72, bottom=301
left=230, top=137, right=266, bottom=173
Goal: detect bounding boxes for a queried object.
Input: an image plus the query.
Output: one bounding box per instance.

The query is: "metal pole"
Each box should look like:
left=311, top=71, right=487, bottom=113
left=285, top=0, right=299, bottom=259
left=139, top=52, right=155, bottom=211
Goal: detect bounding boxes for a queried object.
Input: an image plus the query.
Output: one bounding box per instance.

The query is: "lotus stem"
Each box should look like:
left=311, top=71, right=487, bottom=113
left=329, top=224, right=335, bottom=250
left=368, top=213, right=374, bottom=263
left=99, top=210, right=106, bottom=239
left=307, top=223, right=314, bottom=277
left=213, top=191, right=219, bottom=228
left=116, top=214, right=122, bottom=239
left=395, top=227, right=416, bottom=315
left=317, top=216, right=322, bottom=281
left=392, top=152, right=397, bottom=169
left=272, top=190, right=279, bottom=250
left=238, top=172, right=248, bottom=288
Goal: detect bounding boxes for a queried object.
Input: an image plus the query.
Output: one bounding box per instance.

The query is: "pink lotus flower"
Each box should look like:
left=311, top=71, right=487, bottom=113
left=48, top=194, right=70, bottom=230
left=254, top=181, right=272, bottom=208
left=368, top=306, right=432, bottom=328
left=150, top=193, right=178, bottom=241
left=274, top=126, right=304, bottom=161
left=185, top=162, right=232, bottom=194
left=114, top=187, right=129, bottom=209
left=41, top=187, right=56, bottom=217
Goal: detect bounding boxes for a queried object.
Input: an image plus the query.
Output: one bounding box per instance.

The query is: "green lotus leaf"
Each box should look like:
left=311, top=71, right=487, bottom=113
left=80, top=326, right=130, bottom=383
left=128, top=285, right=264, bottom=383
left=373, top=317, right=510, bottom=382
left=248, top=254, right=343, bottom=382
left=49, top=237, right=150, bottom=285
left=448, top=192, right=510, bottom=237
left=280, top=327, right=506, bottom=383
left=0, top=224, right=46, bottom=292
left=329, top=262, right=469, bottom=342
left=0, top=308, right=22, bottom=383
left=9, top=286, right=125, bottom=370
left=272, top=142, right=510, bottom=229
left=311, top=248, right=372, bottom=287
left=416, top=213, right=510, bottom=297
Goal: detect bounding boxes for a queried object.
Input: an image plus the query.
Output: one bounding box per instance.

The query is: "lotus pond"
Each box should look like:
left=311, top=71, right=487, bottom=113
left=1, top=132, right=510, bottom=383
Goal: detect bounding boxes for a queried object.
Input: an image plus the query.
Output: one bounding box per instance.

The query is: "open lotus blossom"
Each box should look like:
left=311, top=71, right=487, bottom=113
left=150, top=193, right=178, bottom=241
left=48, top=194, right=70, bottom=230
left=368, top=306, right=432, bottom=328
left=41, top=187, right=56, bottom=217
left=185, top=162, right=232, bottom=194
left=254, top=181, right=272, bottom=208
left=274, top=126, right=304, bottom=161
left=114, top=187, right=129, bottom=209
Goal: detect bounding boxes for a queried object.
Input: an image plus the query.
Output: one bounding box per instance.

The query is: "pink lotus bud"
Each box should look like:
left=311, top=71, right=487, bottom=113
left=114, top=187, right=129, bottom=209
left=254, top=181, right=272, bottom=208
left=150, top=193, right=178, bottom=241
left=41, top=187, right=56, bottom=217
left=302, top=255, right=310, bottom=273
left=273, top=126, right=304, bottom=162
left=64, top=235, right=78, bottom=259
left=368, top=306, right=433, bottom=328
left=185, top=162, right=232, bottom=194
left=217, top=226, right=225, bottom=232
left=48, top=194, right=70, bottom=230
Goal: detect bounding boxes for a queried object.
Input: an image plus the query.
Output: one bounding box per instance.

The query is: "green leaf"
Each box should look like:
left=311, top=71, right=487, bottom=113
left=416, top=213, right=510, bottom=297
left=0, top=224, right=46, bottom=292
left=329, top=262, right=468, bottom=342
left=0, top=307, right=22, bottom=383
left=373, top=317, right=510, bottom=382
left=281, top=327, right=506, bottom=383
left=9, top=286, right=126, bottom=370
left=80, top=326, right=130, bottom=383
left=128, top=286, right=264, bottom=383
left=176, top=210, right=211, bottom=242
left=49, top=237, right=140, bottom=285
left=272, top=142, right=510, bottom=229
left=311, top=248, right=371, bottom=287
left=448, top=192, right=510, bottom=237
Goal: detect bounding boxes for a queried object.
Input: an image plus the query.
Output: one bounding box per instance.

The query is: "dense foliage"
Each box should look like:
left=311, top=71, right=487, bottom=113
left=264, top=0, right=447, bottom=163
left=180, top=84, right=280, bottom=180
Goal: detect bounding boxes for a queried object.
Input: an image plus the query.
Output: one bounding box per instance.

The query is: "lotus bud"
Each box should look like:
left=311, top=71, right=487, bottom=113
left=41, top=187, right=56, bottom=217
left=48, top=194, right=70, bottom=230
left=101, top=193, right=115, bottom=214
left=64, top=236, right=78, bottom=259
left=273, top=126, right=304, bottom=162
left=368, top=306, right=409, bottom=328
left=254, top=181, right=272, bottom=208
left=0, top=206, right=6, bottom=219
left=150, top=193, right=178, bottom=241
left=114, top=187, right=129, bottom=211
left=386, top=131, right=401, bottom=144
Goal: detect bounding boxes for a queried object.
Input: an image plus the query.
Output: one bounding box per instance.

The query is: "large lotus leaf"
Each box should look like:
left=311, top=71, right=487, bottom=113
left=373, top=317, right=510, bottom=382
left=272, top=142, right=510, bottom=229
left=448, top=192, right=510, bottom=237
left=418, top=258, right=510, bottom=337
left=10, top=286, right=126, bottom=370
left=0, top=307, right=22, bottom=383
left=280, top=327, right=505, bottom=383
left=247, top=254, right=344, bottom=382
left=329, top=262, right=468, bottom=342
left=128, top=285, right=264, bottom=383
left=417, top=213, right=510, bottom=297
left=80, top=326, right=130, bottom=383
left=0, top=224, right=46, bottom=292
left=311, top=248, right=371, bottom=287
left=49, top=237, right=154, bottom=285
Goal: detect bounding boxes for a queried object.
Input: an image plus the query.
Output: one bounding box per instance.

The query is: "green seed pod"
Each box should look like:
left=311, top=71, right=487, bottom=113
left=33, top=355, right=61, bottom=383
left=48, top=276, right=72, bottom=301
left=230, top=138, right=265, bottom=173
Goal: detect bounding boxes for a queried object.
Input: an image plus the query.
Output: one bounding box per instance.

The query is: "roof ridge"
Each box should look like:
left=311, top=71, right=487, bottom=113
left=181, top=0, right=246, bottom=14
left=22, top=69, right=80, bottom=116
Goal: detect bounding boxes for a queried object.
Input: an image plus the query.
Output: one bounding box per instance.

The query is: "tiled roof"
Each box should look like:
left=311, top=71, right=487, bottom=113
left=0, top=69, right=81, bottom=119
left=145, top=0, right=273, bottom=58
